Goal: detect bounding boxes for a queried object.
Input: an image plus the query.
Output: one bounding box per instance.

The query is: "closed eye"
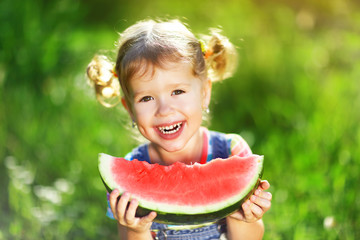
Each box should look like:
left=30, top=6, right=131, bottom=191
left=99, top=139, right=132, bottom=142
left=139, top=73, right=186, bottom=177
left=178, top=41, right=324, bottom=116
left=140, top=96, right=154, bottom=102
left=172, top=89, right=185, bottom=96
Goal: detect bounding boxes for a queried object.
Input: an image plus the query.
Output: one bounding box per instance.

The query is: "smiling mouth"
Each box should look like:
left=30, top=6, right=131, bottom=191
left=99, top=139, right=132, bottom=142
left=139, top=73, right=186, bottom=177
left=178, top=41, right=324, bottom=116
left=157, top=122, right=183, bottom=135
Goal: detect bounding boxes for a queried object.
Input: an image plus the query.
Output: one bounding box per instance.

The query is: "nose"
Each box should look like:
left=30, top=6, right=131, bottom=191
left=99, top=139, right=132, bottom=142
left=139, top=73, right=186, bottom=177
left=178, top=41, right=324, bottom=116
left=156, top=97, right=173, bottom=117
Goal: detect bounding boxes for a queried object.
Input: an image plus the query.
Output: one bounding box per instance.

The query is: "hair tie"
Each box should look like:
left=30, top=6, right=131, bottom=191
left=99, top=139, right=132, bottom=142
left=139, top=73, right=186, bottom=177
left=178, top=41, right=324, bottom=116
left=199, top=40, right=206, bottom=53
left=112, top=66, right=118, bottom=78
left=199, top=40, right=213, bottom=59
left=204, top=49, right=213, bottom=59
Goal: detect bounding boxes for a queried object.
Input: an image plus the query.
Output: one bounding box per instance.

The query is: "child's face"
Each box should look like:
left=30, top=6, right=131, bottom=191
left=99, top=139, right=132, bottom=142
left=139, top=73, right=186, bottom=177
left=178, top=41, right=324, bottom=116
left=125, top=61, right=211, bottom=153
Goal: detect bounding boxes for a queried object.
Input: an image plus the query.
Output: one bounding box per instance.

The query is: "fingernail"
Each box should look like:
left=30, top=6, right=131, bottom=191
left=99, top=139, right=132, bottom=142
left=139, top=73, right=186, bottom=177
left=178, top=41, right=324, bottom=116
left=255, top=190, right=261, bottom=195
left=251, top=195, right=256, bottom=201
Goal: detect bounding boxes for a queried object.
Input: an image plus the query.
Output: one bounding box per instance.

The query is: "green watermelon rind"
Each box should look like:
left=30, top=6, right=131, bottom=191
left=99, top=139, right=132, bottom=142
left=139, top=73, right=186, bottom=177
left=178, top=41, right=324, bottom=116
left=135, top=178, right=262, bottom=224
left=99, top=153, right=264, bottom=225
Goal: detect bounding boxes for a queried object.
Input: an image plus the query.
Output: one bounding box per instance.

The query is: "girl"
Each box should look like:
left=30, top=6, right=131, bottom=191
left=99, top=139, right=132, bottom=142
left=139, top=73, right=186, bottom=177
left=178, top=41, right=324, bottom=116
left=87, top=19, right=272, bottom=240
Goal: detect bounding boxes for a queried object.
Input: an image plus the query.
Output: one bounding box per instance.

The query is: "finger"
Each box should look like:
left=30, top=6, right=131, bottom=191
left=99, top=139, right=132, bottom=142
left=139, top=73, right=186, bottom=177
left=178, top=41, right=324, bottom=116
left=249, top=202, right=264, bottom=218
left=259, top=180, right=270, bottom=190
left=109, top=189, right=120, bottom=219
left=117, top=192, right=131, bottom=222
left=124, top=198, right=139, bottom=225
left=141, top=211, right=157, bottom=224
left=242, top=200, right=254, bottom=221
left=250, top=194, right=271, bottom=211
left=229, top=211, right=243, bottom=220
left=255, top=190, right=272, bottom=201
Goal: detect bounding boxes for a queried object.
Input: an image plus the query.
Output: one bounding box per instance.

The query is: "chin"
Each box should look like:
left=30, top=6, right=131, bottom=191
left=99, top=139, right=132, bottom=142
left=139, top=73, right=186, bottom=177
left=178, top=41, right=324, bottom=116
left=160, top=145, right=183, bottom=153
left=157, top=140, right=187, bottom=153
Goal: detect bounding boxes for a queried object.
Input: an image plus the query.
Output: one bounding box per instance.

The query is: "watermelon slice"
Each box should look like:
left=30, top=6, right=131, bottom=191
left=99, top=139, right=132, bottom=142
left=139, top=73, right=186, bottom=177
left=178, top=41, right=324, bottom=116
left=99, top=153, right=264, bottom=224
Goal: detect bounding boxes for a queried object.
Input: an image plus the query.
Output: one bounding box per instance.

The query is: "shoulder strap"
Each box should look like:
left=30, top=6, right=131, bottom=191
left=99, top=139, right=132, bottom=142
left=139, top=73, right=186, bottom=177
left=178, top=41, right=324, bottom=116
left=210, top=131, right=230, bottom=159
left=131, top=144, right=151, bottom=163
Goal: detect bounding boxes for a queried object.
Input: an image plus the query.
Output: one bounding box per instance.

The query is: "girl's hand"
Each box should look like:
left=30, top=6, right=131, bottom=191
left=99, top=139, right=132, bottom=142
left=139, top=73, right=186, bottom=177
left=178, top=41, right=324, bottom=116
left=228, top=180, right=272, bottom=223
left=109, top=189, right=157, bottom=233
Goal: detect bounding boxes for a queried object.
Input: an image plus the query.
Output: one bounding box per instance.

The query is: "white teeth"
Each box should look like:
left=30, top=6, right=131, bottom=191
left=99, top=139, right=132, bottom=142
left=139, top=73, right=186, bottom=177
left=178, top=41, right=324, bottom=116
left=158, top=123, right=182, bottom=134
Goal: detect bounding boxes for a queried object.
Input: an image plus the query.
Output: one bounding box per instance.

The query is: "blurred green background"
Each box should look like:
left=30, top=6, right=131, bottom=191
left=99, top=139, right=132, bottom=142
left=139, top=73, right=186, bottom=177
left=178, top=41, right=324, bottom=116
left=1, top=0, right=359, bottom=239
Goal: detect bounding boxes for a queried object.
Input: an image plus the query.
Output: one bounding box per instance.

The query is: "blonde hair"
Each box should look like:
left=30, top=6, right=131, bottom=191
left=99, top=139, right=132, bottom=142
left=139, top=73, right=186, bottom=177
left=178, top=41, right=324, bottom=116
left=87, top=19, right=238, bottom=108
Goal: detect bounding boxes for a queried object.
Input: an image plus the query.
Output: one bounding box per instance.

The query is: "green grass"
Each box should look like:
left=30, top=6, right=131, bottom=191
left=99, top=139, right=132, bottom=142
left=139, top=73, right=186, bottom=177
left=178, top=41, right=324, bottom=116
left=1, top=0, right=360, bottom=239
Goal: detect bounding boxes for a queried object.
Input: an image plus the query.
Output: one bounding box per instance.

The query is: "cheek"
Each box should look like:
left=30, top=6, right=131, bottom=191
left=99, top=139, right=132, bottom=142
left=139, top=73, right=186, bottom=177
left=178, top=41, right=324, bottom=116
left=181, top=97, right=203, bottom=116
left=133, top=104, right=153, bottom=122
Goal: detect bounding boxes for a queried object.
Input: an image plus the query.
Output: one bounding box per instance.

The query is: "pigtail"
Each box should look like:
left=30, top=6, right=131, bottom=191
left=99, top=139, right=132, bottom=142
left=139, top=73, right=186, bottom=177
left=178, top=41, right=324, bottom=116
left=86, top=55, right=121, bottom=107
left=201, top=29, right=238, bottom=82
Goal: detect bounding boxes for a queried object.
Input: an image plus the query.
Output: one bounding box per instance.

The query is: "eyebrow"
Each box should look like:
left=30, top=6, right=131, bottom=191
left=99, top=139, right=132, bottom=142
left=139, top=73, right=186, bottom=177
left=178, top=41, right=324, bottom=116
left=168, top=83, right=191, bottom=89
left=132, top=90, right=147, bottom=100
left=134, top=83, right=191, bottom=96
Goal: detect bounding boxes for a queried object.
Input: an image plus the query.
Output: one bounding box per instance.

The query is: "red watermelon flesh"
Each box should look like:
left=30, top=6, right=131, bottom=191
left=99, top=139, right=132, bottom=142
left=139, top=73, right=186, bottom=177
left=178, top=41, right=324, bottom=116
left=99, top=153, right=263, bottom=224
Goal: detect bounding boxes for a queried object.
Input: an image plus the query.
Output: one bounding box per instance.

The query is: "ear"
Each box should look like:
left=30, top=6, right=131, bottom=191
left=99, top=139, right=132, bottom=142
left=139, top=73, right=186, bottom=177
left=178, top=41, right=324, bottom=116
left=121, top=97, right=135, bottom=120
left=202, top=78, right=212, bottom=109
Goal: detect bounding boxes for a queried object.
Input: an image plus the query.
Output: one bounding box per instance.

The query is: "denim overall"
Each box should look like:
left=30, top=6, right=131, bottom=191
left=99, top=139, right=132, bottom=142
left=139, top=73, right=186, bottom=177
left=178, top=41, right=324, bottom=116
left=131, top=131, right=230, bottom=240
